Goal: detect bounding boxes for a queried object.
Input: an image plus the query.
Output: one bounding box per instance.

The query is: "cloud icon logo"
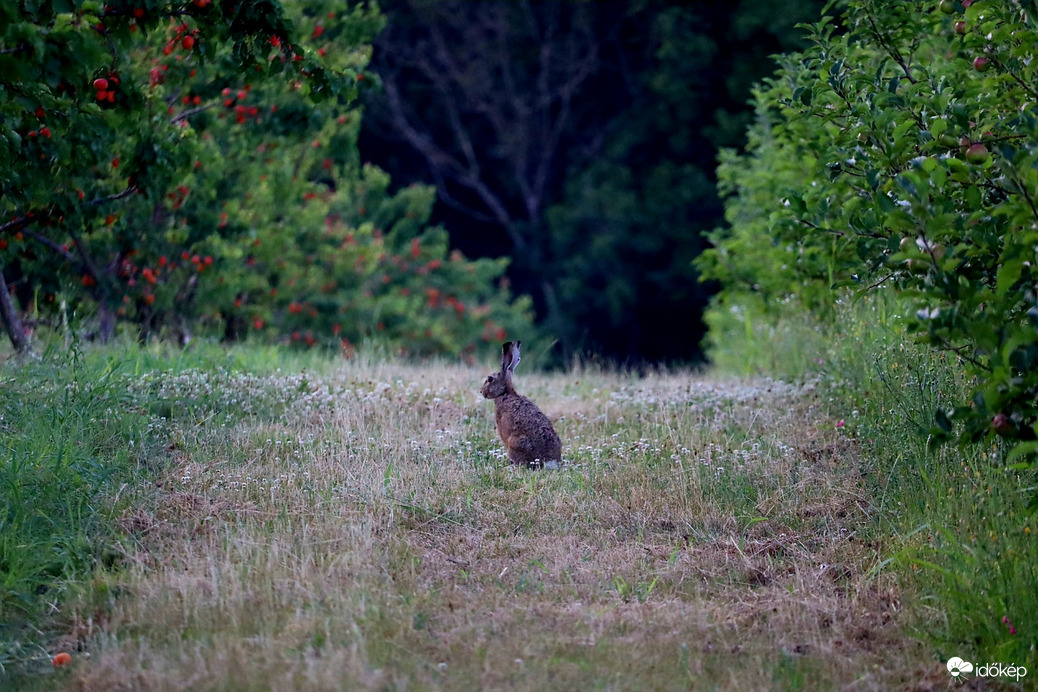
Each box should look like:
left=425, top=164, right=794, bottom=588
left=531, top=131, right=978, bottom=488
left=947, top=657, right=974, bottom=677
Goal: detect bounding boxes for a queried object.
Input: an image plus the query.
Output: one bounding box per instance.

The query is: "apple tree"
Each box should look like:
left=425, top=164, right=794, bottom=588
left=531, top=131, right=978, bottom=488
left=1, top=0, right=534, bottom=355
left=2, top=0, right=345, bottom=344
left=699, top=0, right=1038, bottom=463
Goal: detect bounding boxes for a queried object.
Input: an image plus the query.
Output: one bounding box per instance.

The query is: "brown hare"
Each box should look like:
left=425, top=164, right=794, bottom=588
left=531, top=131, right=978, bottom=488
left=480, top=340, right=561, bottom=469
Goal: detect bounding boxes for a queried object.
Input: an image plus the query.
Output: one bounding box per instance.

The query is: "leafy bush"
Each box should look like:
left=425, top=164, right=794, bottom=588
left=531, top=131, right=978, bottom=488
left=1, top=0, right=534, bottom=356
left=698, top=0, right=1038, bottom=480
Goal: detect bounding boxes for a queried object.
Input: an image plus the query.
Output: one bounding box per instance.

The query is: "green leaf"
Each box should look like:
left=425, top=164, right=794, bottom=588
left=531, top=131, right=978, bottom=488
left=996, top=259, right=1024, bottom=296
left=893, top=119, right=915, bottom=143
left=964, top=185, right=982, bottom=210
left=1006, top=441, right=1038, bottom=465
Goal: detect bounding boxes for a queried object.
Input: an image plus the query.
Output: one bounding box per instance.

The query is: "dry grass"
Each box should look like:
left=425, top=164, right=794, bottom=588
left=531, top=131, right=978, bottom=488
left=58, top=359, right=944, bottom=690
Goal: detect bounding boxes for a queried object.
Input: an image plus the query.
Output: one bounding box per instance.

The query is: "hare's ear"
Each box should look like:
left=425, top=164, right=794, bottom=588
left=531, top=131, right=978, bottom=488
left=500, top=341, right=512, bottom=372
left=504, top=340, right=521, bottom=374
left=501, top=341, right=520, bottom=374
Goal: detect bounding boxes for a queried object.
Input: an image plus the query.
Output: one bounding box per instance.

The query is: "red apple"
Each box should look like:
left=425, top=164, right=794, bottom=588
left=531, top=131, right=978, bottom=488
left=93, top=77, right=109, bottom=91
left=992, top=413, right=1014, bottom=435
left=965, top=143, right=989, bottom=164
left=954, top=21, right=966, bottom=34
left=973, top=56, right=991, bottom=71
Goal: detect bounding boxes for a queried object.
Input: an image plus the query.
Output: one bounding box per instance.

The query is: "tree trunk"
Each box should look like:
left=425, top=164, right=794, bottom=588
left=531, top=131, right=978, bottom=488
left=97, top=300, right=117, bottom=344
left=0, top=263, right=32, bottom=355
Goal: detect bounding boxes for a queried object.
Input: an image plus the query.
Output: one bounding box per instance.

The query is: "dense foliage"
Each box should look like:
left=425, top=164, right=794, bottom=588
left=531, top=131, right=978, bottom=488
left=0, top=0, right=533, bottom=356
left=699, top=0, right=1038, bottom=474
left=361, top=0, right=827, bottom=364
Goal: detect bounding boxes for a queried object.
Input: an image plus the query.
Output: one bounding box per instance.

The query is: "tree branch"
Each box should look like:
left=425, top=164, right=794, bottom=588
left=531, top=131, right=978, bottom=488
left=0, top=263, right=32, bottom=354
left=371, top=0, right=608, bottom=251
left=84, top=184, right=139, bottom=207
left=0, top=215, right=35, bottom=236
left=23, top=230, right=76, bottom=263
left=0, top=42, right=30, bottom=56
left=2, top=185, right=138, bottom=241
left=864, top=12, right=917, bottom=85
left=378, top=64, right=521, bottom=241
left=170, top=102, right=218, bottom=124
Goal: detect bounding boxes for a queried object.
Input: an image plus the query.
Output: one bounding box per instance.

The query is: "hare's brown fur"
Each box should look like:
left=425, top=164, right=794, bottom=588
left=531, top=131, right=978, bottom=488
left=480, top=341, right=561, bottom=468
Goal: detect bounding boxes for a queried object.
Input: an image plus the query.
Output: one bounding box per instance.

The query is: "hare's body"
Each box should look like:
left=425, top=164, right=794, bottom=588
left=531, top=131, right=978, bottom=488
left=481, top=341, right=561, bottom=468
left=492, top=392, right=562, bottom=467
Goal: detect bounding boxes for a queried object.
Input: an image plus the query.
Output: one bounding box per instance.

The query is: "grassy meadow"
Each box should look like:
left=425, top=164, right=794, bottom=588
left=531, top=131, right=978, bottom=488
left=2, top=301, right=1034, bottom=690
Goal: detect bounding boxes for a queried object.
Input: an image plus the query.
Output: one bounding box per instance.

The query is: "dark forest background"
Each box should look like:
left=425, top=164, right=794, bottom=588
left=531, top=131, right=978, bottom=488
left=358, top=0, right=827, bottom=364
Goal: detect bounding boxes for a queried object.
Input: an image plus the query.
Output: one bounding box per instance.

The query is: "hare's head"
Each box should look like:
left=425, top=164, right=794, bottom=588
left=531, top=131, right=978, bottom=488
left=480, top=372, right=509, bottom=399
left=480, top=340, right=520, bottom=399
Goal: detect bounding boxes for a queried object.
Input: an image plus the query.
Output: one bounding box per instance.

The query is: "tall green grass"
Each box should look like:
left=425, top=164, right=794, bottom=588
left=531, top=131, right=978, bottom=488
left=0, top=336, right=313, bottom=677
left=0, top=347, right=151, bottom=672
left=706, top=290, right=1037, bottom=671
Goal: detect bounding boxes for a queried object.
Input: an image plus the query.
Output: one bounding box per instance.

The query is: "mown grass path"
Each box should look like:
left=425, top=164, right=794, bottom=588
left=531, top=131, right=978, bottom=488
left=58, top=361, right=943, bottom=690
